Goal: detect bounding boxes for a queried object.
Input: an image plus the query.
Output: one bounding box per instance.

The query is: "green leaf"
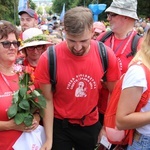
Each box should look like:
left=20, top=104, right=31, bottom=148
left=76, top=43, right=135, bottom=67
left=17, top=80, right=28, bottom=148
left=14, top=112, right=28, bottom=125
left=32, top=90, right=41, bottom=96
left=19, top=87, right=27, bottom=97
left=24, top=34, right=48, bottom=43
left=39, top=108, right=45, bottom=118
left=26, top=94, right=32, bottom=99
left=24, top=114, right=33, bottom=126
left=7, top=104, right=18, bottom=119
left=30, top=107, right=38, bottom=114
left=19, top=99, right=30, bottom=110
left=12, top=90, right=19, bottom=103
left=20, top=73, right=30, bottom=85
left=30, top=98, right=41, bottom=108
left=37, top=95, right=47, bottom=108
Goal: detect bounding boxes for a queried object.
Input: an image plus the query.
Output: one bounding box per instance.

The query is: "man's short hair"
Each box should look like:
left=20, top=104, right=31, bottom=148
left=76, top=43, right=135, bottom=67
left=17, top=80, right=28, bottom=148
left=64, top=6, right=93, bottom=35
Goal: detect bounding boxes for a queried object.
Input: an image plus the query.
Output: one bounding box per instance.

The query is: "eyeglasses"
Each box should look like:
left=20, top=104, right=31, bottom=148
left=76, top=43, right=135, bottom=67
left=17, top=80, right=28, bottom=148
left=26, top=45, right=44, bottom=51
left=107, top=13, right=118, bottom=19
left=92, top=32, right=100, bottom=40
left=0, top=41, right=21, bottom=48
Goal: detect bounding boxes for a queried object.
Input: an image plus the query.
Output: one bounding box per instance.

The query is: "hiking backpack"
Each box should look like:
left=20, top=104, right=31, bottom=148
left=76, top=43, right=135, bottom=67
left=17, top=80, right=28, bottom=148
left=47, top=41, right=108, bottom=92
left=99, top=31, right=141, bottom=58
left=104, top=63, right=150, bottom=145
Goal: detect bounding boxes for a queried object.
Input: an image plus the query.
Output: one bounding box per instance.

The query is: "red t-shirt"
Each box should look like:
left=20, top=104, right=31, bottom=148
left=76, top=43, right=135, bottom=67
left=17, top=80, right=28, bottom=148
left=35, top=40, right=120, bottom=126
left=97, top=30, right=142, bottom=114
left=23, top=59, right=36, bottom=71
left=0, top=74, right=22, bottom=150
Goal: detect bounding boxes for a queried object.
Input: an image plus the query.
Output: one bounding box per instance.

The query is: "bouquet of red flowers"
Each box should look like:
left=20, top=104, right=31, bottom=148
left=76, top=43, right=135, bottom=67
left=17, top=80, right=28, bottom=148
left=7, top=65, right=46, bottom=126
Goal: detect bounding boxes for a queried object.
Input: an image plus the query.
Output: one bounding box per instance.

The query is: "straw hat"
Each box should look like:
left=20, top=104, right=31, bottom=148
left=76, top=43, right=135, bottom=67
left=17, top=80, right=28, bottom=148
left=19, top=28, right=52, bottom=50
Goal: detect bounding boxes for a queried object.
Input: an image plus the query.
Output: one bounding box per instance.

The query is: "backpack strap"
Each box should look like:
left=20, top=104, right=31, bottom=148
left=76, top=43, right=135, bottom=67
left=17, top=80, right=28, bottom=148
left=135, top=64, right=150, bottom=111
left=97, top=41, right=108, bottom=81
left=99, top=31, right=113, bottom=43
left=47, top=46, right=57, bottom=92
left=99, top=31, right=141, bottom=58
left=47, top=42, right=108, bottom=91
left=126, top=34, right=141, bottom=58
left=128, top=64, right=150, bottom=145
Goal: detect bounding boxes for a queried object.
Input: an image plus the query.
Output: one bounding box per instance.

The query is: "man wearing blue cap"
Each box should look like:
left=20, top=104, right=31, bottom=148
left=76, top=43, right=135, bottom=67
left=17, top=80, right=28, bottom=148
left=19, top=8, right=38, bottom=32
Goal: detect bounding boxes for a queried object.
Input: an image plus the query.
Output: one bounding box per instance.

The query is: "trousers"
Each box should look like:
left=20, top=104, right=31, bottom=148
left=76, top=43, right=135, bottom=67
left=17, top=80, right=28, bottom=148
left=127, top=131, right=150, bottom=150
left=52, top=118, right=101, bottom=150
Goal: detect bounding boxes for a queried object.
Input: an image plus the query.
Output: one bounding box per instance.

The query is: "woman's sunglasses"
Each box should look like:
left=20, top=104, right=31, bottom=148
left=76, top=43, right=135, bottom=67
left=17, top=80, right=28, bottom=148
left=0, top=41, right=21, bottom=49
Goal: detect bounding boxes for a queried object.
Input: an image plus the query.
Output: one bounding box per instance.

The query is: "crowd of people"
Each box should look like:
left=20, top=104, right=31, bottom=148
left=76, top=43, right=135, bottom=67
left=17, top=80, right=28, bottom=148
left=0, top=0, right=150, bottom=149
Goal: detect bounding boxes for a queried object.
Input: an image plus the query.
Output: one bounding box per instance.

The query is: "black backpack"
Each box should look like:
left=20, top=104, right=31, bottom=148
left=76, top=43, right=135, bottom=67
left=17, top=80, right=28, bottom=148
left=99, top=31, right=141, bottom=58
left=47, top=41, right=108, bottom=92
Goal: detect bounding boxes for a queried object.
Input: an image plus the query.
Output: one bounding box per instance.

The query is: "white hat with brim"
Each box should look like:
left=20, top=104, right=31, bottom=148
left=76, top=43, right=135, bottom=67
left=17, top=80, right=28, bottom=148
left=19, top=40, right=52, bottom=50
left=105, top=0, right=138, bottom=20
left=19, top=27, right=53, bottom=51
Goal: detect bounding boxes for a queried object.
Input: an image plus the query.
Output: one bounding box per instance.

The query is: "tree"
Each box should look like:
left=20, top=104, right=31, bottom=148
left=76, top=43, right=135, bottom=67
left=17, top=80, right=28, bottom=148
left=28, top=0, right=36, bottom=10
left=0, top=0, right=149, bottom=25
left=37, top=6, right=43, bottom=15
left=45, top=6, right=53, bottom=15
left=0, top=0, right=36, bottom=25
left=137, top=0, right=150, bottom=18
left=51, top=0, right=150, bottom=20
left=0, top=0, right=19, bottom=25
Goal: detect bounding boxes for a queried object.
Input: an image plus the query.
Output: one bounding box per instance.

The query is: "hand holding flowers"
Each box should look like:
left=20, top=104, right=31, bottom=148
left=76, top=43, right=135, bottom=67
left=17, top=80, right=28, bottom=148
left=7, top=65, right=46, bottom=127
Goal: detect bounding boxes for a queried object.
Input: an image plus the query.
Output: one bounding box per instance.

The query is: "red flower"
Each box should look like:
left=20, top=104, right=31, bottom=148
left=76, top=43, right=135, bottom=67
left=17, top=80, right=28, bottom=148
left=7, top=64, right=46, bottom=126
left=34, top=98, right=38, bottom=102
left=24, top=66, right=34, bottom=74
left=29, top=84, right=35, bottom=91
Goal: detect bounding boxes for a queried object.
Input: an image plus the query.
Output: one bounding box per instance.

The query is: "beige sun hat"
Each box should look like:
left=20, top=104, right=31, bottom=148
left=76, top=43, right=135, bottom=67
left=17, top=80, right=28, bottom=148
left=19, top=28, right=53, bottom=50
left=105, top=0, right=138, bottom=20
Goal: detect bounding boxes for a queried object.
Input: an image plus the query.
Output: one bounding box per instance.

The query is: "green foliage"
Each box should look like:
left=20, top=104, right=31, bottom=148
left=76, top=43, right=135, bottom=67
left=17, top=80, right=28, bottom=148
left=0, top=0, right=150, bottom=23
left=7, top=103, right=18, bottom=118
left=7, top=66, right=46, bottom=127
left=51, top=0, right=150, bottom=20
left=37, top=6, right=44, bottom=15
left=29, top=0, right=36, bottom=10
left=23, top=34, right=49, bottom=43
left=0, top=0, right=36, bottom=25
left=52, top=0, right=66, bottom=14
left=0, top=0, right=18, bottom=24
left=45, top=6, right=53, bottom=15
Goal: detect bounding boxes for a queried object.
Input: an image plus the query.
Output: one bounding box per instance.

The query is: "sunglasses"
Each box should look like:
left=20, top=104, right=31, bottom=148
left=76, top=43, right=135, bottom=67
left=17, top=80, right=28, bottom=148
left=26, top=45, right=45, bottom=51
left=0, top=41, right=21, bottom=48
left=107, top=13, right=118, bottom=19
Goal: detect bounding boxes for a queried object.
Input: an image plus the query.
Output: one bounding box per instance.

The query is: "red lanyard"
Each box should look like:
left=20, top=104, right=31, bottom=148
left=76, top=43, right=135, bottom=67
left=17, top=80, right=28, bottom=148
left=111, top=31, right=135, bottom=57
left=0, top=73, right=14, bottom=92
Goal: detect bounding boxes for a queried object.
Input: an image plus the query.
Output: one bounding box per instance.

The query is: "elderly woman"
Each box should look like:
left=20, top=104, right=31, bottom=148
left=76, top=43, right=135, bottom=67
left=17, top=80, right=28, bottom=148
left=18, top=27, right=52, bottom=71
left=18, top=27, right=61, bottom=72
left=0, top=20, right=40, bottom=149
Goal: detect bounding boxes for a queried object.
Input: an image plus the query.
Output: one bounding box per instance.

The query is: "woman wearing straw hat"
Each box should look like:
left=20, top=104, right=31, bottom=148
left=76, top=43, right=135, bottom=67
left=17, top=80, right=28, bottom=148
left=18, top=27, right=53, bottom=71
